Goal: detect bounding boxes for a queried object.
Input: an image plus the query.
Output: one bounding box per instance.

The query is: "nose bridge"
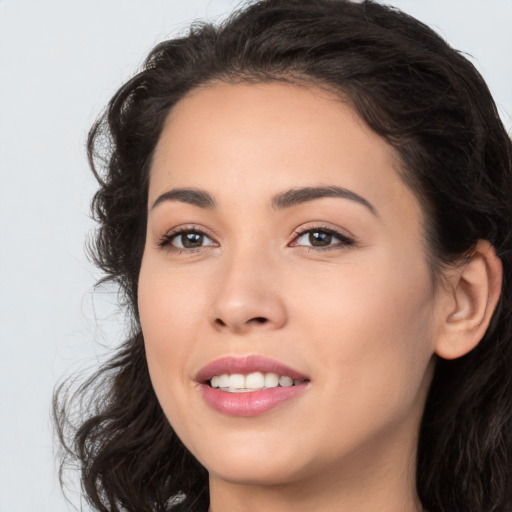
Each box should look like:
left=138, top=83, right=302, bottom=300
left=209, top=239, right=287, bottom=333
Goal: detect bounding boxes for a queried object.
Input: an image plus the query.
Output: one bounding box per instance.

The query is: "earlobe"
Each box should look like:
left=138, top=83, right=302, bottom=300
left=435, top=240, right=503, bottom=360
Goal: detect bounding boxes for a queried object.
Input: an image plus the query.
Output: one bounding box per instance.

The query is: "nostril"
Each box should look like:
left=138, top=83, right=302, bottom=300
left=213, top=316, right=270, bottom=329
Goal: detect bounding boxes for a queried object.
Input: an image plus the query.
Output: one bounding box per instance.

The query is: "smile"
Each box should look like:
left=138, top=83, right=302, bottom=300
left=210, top=372, right=306, bottom=392
left=197, top=356, right=310, bottom=416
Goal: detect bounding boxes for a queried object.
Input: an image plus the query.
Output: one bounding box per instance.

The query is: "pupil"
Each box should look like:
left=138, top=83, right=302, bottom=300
left=309, top=231, right=332, bottom=246
left=183, top=232, right=203, bottom=248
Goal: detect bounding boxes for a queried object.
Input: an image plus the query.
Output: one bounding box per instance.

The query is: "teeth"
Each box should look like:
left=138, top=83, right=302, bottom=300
left=279, top=376, right=294, bottom=387
left=218, top=374, right=229, bottom=388
left=264, top=373, right=279, bottom=388
left=229, top=374, right=245, bottom=390
left=246, top=372, right=265, bottom=389
left=209, top=372, right=303, bottom=392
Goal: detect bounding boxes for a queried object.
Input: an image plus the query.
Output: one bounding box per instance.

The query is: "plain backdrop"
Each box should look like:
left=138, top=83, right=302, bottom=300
left=0, top=1, right=510, bottom=511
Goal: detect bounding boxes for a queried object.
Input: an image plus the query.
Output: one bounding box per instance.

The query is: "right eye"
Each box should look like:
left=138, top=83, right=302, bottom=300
left=159, top=229, right=217, bottom=251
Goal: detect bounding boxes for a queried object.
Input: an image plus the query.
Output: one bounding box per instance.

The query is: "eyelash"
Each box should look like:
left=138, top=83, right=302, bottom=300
left=157, top=225, right=355, bottom=253
left=290, top=226, right=355, bottom=251
left=157, top=226, right=217, bottom=254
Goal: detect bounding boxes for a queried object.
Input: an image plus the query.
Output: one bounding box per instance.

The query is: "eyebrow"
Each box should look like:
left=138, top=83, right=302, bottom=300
left=271, top=186, right=377, bottom=216
left=151, top=188, right=216, bottom=210
left=150, top=185, right=377, bottom=216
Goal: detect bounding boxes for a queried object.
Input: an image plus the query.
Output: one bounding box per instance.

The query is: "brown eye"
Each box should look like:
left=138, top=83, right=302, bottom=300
left=167, top=230, right=216, bottom=249
left=308, top=231, right=332, bottom=247
left=179, top=232, right=204, bottom=248
left=293, top=228, right=354, bottom=249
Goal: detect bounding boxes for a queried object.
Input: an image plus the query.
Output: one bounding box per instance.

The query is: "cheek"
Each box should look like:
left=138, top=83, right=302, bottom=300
left=138, top=251, right=210, bottom=341
left=137, top=257, right=207, bottom=408
left=295, top=249, right=436, bottom=421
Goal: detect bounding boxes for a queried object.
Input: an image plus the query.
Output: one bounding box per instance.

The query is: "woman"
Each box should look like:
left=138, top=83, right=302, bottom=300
left=54, top=0, right=512, bottom=511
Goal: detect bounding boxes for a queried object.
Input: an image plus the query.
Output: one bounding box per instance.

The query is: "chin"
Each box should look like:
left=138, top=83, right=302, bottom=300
left=189, top=432, right=309, bottom=486
left=207, top=458, right=305, bottom=487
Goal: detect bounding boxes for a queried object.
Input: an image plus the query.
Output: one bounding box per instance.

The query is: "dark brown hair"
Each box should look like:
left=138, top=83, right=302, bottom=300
left=54, top=1, right=512, bottom=511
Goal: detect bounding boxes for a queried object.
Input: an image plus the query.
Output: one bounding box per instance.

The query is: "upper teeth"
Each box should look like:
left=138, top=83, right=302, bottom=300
left=210, top=372, right=299, bottom=392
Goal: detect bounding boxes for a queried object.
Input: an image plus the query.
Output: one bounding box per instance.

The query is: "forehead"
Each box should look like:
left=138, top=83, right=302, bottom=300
left=149, top=81, right=419, bottom=223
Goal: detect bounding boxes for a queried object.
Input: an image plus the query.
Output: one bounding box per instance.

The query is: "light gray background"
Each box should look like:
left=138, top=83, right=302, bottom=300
left=0, top=1, right=510, bottom=511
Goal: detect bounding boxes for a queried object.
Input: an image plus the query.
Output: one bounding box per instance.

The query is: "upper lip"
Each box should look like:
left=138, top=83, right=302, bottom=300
left=195, top=355, right=309, bottom=383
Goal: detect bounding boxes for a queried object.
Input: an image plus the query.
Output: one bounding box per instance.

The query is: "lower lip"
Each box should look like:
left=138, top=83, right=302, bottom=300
left=199, top=383, right=308, bottom=417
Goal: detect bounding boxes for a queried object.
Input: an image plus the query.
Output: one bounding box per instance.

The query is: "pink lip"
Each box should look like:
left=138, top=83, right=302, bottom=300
left=196, top=355, right=308, bottom=382
left=196, top=356, right=310, bottom=417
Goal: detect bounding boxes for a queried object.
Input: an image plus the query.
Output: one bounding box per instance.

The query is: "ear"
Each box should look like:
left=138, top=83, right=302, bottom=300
left=435, top=240, right=503, bottom=360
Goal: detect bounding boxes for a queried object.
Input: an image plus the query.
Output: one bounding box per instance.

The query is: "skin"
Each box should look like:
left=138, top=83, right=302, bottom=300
left=138, top=82, right=499, bottom=512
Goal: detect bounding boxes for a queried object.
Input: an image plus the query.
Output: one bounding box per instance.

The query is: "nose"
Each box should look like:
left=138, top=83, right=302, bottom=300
left=209, top=249, right=288, bottom=334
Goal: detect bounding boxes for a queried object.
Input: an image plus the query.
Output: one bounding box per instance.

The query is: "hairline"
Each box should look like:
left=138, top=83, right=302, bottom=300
left=146, top=72, right=446, bottom=286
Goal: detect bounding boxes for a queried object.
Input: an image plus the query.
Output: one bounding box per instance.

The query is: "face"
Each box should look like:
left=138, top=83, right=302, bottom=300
left=138, top=82, right=442, bottom=489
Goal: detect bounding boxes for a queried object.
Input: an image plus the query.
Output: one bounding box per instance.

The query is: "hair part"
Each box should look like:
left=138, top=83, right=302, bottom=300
left=54, top=1, right=512, bottom=511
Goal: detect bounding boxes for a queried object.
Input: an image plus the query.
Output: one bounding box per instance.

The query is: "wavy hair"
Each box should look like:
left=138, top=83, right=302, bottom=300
left=54, top=1, right=512, bottom=511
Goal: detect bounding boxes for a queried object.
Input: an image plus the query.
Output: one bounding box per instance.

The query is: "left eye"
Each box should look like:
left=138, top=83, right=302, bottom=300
left=293, top=229, right=353, bottom=248
left=167, top=231, right=216, bottom=249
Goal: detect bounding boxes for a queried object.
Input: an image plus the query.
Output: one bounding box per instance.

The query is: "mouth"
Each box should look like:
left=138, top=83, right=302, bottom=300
left=196, top=354, right=310, bottom=388
left=209, top=371, right=308, bottom=393
left=196, top=356, right=310, bottom=416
